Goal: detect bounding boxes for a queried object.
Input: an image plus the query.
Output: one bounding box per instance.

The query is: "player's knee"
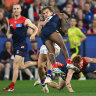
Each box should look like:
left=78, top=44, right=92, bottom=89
left=19, top=65, right=25, bottom=70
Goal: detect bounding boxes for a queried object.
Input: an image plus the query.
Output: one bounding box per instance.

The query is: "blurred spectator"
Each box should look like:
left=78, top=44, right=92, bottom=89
left=76, top=9, right=89, bottom=30
left=63, top=0, right=77, bottom=14
left=4, top=0, right=19, bottom=9
left=28, top=0, right=41, bottom=25
left=19, top=0, right=30, bottom=18
left=86, top=0, right=95, bottom=12
left=28, top=40, right=39, bottom=80
left=25, top=0, right=33, bottom=4
left=40, top=0, right=47, bottom=9
left=0, top=40, right=14, bottom=80
left=64, top=3, right=76, bottom=17
left=77, top=0, right=85, bottom=10
left=0, top=10, right=7, bottom=36
left=48, top=0, right=60, bottom=13
left=4, top=7, right=12, bottom=19
left=77, top=20, right=87, bottom=34
left=29, top=40, right=39, bottom=61
left=87, top=18, right=96, bottom=34
left=83, top=2, right=94, bottom=28
left=56, top=0, right=66, bottom=12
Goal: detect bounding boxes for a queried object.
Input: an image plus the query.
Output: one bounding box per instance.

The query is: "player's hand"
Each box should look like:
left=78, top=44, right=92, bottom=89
left=30, top=35, right=35, bottom=42
left=69, top=90, right=75, bottom=92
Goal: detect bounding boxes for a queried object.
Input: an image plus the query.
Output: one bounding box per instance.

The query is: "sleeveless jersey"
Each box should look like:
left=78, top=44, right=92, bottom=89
left=9, top=16, right=27, bottom=47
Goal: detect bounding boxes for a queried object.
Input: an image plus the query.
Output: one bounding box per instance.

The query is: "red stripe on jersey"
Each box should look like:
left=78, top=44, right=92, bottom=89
left=9, top=16, right=26, bottom=29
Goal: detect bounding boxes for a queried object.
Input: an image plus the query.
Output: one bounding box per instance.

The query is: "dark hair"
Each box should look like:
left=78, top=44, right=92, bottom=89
left=41, top=6, right=54, bottom=14
left=72, top=55, right=82, bottom=68
left=3, top=40, right=13, bottom=52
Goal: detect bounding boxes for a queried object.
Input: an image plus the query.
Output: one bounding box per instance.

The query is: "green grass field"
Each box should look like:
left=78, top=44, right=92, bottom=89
left=0, top=80, right=96, bottom=96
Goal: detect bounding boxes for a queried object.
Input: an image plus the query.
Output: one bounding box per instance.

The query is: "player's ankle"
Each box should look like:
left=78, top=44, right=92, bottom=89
left=10, top=82, right=15, bottom=87
left=41, top=78, right=46, bottom=87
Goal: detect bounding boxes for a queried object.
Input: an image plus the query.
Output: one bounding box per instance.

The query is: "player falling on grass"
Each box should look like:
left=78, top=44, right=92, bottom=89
left=65, top=55, right=96, bottom=92
left=43, top=55, right=96, bottom=93
left=2, top=4, right=38, bottom=91
left=34, top=43, right=65, bottom=93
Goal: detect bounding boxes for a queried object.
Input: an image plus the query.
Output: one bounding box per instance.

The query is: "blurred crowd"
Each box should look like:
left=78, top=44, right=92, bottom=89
left=0, top=0, right=96, bottom=36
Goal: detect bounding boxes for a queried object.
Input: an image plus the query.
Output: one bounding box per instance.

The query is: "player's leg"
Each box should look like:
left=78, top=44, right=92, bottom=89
left=49, top=32, right=69, bottom=59
left=4, top=63, right=11, bottom=80
left=48, top=77, right=66, bottom=90
left=19, top=61, right=37, bottom=69
left=38, top=54, right=46, bottom=80
left=2, top=55, right=24, bottom=91
left=45, top=40, right=55, bottom=64
left=38, top=54, right=49, bottom=93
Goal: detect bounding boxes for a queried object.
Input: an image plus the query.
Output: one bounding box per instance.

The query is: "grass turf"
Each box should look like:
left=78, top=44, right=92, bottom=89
left=0, top=80, right=96, bottom=96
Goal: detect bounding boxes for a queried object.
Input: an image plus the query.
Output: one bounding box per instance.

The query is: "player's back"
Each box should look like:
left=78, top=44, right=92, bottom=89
left=9, top=16, right=27, bottom=47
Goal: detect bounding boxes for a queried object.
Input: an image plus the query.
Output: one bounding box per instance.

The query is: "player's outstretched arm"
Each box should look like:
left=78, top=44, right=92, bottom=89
left=6, top=19, right=12, bottom=38
left=85, top=57, right=96, bottom=64
left=37, top=21, right=43, bottom=37
left=66, top=69, right=75, bottom=92
left=25, top=19, right=38, bottom=41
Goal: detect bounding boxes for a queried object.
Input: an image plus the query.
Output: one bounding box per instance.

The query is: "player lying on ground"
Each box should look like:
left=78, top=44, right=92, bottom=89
left=66, top=55, right=96, bottom=92
left=34, top=43, right=66, bottom=93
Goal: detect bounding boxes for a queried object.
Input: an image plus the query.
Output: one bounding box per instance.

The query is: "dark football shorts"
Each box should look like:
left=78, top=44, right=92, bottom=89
left=14, top=43, right=27, bottom=57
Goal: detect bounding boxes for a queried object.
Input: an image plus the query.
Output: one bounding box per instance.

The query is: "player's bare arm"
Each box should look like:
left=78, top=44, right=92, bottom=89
left=66, top=69, right=75, bottom=92
left=25, top=19, right=38, bottom=41
left=6, top=20, right=12, bottom=38
left=85, top=57, right=96, bottom=64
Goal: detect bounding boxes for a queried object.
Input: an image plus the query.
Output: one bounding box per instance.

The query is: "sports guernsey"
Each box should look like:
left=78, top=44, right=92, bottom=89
left=66, top=58, right=88, bottom=72
left=41, top=14, right=61, bottom=44
left=9, top=16, right=27, bottom=57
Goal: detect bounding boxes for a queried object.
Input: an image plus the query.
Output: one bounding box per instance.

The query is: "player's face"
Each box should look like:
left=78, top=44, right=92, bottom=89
left=79, top=60, right=83, bottom=69
left=43, top=9, right=53, bottom=19
left=12, top=5, right=21, bottom=16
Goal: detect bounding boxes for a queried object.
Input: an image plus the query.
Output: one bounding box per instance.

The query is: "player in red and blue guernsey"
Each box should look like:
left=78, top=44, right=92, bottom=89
left=2, top=4, right=38, bottom=91
left=65, top=55, right=96, bottom=92
left=46, top=55, right=96, bottom=92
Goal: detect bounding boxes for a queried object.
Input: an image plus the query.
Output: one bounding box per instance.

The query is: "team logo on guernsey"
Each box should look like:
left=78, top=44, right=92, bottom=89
left=16, top=24, right=23, bottom=27
left=16, top=50, right=19, bottom=54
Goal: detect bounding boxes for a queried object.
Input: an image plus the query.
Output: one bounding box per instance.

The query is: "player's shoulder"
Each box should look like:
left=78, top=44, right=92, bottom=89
left=20, top=16, right=27, bottom=21
left=9, top=17, right=14, bottom=22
